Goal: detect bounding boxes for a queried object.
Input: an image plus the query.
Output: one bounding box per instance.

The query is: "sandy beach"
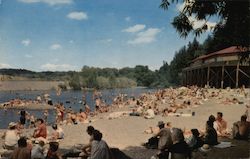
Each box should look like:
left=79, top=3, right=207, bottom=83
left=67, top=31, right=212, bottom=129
left=0, top=81, right=64, bottom=91
left=0, top=88, right=249, bottom=159
left=0, top=103, right=55, bottom=110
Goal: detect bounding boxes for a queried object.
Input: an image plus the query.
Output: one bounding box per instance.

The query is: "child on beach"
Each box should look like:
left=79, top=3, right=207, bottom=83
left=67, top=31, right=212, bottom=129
left=46, top=142, right=62, bottom=159
left=31, top=140, right=45, bottom=159
left=11, top=137, right=31, bottom=159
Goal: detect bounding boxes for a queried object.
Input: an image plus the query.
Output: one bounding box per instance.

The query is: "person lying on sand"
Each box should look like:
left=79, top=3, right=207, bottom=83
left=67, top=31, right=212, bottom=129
left=144, top=122, right=172, bottom=134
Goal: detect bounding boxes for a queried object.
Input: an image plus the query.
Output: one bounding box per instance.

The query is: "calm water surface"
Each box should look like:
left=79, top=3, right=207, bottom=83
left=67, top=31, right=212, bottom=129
left=0, top=88, right=155, bottom=129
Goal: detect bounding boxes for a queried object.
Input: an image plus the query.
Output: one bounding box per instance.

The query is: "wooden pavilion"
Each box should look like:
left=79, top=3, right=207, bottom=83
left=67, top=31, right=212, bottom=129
left=182, top=46, right=250, bottom=88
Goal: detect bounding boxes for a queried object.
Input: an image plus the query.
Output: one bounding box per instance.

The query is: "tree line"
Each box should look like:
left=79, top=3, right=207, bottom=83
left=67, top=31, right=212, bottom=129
left=0, top=34, right=245, bottom=89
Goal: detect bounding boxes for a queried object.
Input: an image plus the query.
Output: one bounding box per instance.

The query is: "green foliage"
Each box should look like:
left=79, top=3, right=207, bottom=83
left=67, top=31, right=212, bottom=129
left=134, top=65, right=156, bottom=87
left=160, top=0, right=250, bottom=49
left=68, top=72, right=81, bottom=90
left=96, top=76, right=111, bottom=89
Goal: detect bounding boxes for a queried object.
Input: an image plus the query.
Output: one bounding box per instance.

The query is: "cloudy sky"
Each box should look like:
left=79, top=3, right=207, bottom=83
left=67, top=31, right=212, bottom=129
left=0, top=0, right=216, bottom=71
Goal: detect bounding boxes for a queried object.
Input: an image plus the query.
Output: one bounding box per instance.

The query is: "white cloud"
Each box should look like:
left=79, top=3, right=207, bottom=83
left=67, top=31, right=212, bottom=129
left=41, top=63, right=76, bottom=71
left=50, top=44, right=62, bottom=50
left=128, top=28, right=161, bottom=45
left=25, top=54, right=32, bottom=58
left=67, top=11, right=88, bottom=20
left=122, top=24, right=146, bottom=33
left=0, top=63, right=11, bottom=68
left=21, top=39, right=31, bottom=46
left=18, top=0, right=73, bottom=6
left=188, top=16, right=216, bottom=30
left=100, top=38, right=112, bottom=43
left=125, top=16, right=131, bottom=22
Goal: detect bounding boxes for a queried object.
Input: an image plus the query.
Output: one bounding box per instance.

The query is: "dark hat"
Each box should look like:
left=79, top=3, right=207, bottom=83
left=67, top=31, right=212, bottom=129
left=157, top=121, right=165, bottom=126
left=191, top=129, right=200, bottom=137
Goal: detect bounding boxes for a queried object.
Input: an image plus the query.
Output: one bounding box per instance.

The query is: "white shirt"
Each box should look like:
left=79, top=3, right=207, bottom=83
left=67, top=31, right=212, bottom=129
left=31, top=144, right=45, bottom=159
left=146, top=109, right=155, bottom=119
left=57, top=127, right=64, bottom=139
left=90, top=140, right=111, bottom=159
left=4, top=130, right=19, bottom=147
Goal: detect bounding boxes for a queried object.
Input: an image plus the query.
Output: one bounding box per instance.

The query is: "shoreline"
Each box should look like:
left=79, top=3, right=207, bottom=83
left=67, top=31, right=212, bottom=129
left=0, top=103, right=55, bottom=110
left=0, top=87, right=249, bottom=159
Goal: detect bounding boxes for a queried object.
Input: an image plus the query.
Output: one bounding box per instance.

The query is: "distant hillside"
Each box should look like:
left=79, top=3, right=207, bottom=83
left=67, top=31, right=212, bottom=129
left=0, top=68, right=73, bottom=81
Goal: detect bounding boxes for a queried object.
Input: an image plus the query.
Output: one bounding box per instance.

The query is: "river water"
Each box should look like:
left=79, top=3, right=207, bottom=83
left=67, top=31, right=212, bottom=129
left=0, top=88, right=155, bottom=129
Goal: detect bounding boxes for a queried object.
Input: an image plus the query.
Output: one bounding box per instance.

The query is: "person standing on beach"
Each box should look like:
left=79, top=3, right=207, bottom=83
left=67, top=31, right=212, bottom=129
left=20, top=110, right=26, bottom=128
left=44, top=110, right=49, bottom=124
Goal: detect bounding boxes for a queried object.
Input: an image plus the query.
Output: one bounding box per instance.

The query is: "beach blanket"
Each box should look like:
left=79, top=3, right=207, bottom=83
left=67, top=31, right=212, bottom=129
left=214, top=142, right=234, bottom=148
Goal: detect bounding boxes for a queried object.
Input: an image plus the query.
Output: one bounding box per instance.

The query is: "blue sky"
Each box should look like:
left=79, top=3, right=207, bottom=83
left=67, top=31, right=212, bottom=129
left=0, top=0, right=215, bottom=71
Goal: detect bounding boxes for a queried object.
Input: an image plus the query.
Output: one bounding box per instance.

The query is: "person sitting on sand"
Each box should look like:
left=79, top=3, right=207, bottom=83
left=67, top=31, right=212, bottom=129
left=154, top=121, right=172, bottom=159
left=144, top=106, right=155, bottom=119
left=3, top=122, right=20, bottom=150
left=204, top=115, right=219, bottom=145
left=88, top=129, right=112, bottom=159
left=62, top=126, right=95, bottom=159
left=50, top=124, right=64, bottom=140
left=46, top=142, right=62, bottom=159
left=33, top=119, right=47, bottom=139
left=11, top=137, right=31, bottom=159
left=214, top=112, right=229, bottom=137
left=185, top=129, right=203, bottom=150
left=31, top=140, right=45, bottom=159
left=245, top=104, right=250, bottom=122
left=77, top=109, right=88, bottom=123
left=169, top=128, right=191, bottom=159
left=80, top=126, right=95, bottom=157
left=232, top=115, right=250, bottom=140
left=144, top=122, right=172, bottom=134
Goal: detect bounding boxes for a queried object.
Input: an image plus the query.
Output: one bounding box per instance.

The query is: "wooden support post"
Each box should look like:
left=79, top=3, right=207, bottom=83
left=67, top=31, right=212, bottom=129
left=221, top=65, right=225, bottom=88
left=207, top=66, right=210, bottom=87
left=236, top=62, right=239, bottom=88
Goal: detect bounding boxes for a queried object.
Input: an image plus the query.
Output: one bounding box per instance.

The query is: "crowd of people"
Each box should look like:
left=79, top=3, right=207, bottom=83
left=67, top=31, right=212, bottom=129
left=1, top=86, right=250, bottom=159
left=144, top=112, right=250, bottom=159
